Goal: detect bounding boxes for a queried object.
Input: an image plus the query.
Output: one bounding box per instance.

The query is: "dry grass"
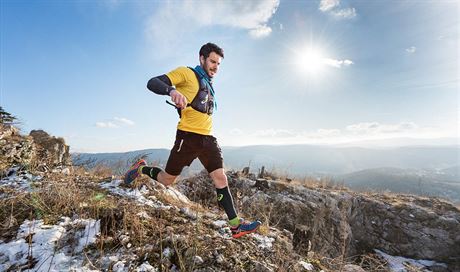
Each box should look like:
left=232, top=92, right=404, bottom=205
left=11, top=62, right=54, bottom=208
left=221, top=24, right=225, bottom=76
left=89, top=163, right=113, bottom=178
left=2, top=164, right=402, bottom=271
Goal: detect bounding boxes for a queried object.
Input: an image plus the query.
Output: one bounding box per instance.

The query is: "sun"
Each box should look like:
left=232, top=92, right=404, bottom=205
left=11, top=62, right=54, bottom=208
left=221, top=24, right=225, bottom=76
left=296, top=47, right=326, bottom=75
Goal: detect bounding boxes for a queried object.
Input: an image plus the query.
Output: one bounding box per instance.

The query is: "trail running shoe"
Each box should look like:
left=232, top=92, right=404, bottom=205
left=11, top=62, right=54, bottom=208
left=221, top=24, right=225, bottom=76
left=231, top=220, right=262, bottom=238
left=123, top=159, right=147, bottom=185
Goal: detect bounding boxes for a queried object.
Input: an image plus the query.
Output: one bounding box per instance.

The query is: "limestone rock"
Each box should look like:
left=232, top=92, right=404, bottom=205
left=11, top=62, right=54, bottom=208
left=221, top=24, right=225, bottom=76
left=0, top=124, right=36, bottom=173
left=176, top=171, right=460, bottom=269
left=30, top=129, right=71, bottom=166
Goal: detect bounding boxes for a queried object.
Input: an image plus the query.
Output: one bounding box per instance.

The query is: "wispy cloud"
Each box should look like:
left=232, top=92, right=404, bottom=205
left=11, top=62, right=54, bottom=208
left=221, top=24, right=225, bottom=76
left=324, top=58, right=354, bottom=68
left=319, top=0, right=340, bottom=12
left=331, top=8, right=357, bottom=19
left=146, top=0, right=280, bottom=48
left=406, top=46, right=417, bottom=54
left=319, top=0, right=356, bottom=19
left=254, top=129, right=297, bottom=138
left=96, top=121, right=119, bottom=128
left=100, top=0, right=122, bottom=10
left=346, top=122, right=418, bottom=135
left=249, top=25, right=273, bottom=39
left=113, top=117, right=135, bottom=126
left=230, top=128, right=244, bottom=136
left=221, top=121, right=456, bottom=146
left=95, top=117, right=135, bottom=129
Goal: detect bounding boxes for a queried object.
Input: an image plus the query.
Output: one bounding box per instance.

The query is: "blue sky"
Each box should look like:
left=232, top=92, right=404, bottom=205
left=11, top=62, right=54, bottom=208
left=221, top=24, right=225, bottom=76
left=1, top=0, right=458, bottom=152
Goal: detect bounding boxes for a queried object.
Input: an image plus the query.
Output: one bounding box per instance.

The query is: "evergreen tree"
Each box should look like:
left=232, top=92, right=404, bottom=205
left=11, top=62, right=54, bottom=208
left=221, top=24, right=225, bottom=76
left=0, top=106, right=17, bottom=125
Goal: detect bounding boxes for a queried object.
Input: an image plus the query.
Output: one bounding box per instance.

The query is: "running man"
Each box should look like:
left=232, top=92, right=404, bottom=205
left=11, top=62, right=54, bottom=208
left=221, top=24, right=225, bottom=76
left=124, top=43, right=260, bottom=238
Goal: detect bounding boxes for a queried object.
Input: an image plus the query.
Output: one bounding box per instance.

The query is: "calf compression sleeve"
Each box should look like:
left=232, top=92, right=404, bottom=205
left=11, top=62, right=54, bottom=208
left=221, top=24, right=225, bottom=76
left=216, top=186, right=240, bottom=226
left=140, top=166, right=162, bottom=181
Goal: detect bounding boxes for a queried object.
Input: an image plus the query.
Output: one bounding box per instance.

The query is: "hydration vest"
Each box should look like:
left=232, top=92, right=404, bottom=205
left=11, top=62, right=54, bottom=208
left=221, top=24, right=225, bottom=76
left=166, top=67, right=215, bottom=118
left=188, top=66, right=214, bottom=115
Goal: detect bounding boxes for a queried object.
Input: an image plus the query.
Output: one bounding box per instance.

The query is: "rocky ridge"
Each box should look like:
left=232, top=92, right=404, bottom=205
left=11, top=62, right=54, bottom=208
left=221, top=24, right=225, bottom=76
left=177, top=172, right=460, bottom=271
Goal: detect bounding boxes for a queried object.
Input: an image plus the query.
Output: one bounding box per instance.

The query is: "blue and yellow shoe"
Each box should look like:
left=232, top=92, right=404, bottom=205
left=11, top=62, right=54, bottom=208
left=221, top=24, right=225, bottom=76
left=123, top=159, right=147, bottom=185
left=231, top=219, right=262, bottom=238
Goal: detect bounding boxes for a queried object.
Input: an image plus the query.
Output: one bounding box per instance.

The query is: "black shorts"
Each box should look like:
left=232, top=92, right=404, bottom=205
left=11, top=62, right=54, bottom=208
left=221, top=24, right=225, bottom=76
left=165, top=130, right=224, bottom=176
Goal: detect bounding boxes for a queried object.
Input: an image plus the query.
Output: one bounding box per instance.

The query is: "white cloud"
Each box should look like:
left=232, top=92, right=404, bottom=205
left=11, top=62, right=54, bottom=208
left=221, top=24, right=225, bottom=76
left=331, top=8, right=357, bottom=19
left=324, top=58, right=354, bottom=68
left=146, top=0, right=280, bottom=45
left=319, top=0, right=356, bottom=19
left=96, top=117, right=135, bottom=129
left=230, top=128, right=244, bottom=135
left=319, top=0, right=340, bottom=12
left=346, top=122, right=418, bottom=135
left=221, top=121, right=456, bottom=147
left=406, top=46, right=417, bottom=53
left=254, top=129, right=296, bottom=138
left=301, top=129, right=342, bottom=139
left=249, top=25, right=272, bottom=39
left=114, top=117, right=135, bottom=126
left=96, top=122, right=119, bottom=129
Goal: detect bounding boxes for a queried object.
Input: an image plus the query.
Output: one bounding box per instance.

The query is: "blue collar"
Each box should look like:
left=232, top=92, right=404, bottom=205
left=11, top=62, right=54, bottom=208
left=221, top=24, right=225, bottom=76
left=193, top=65, right=217, bottom=110
left=194, top=65, right=212, bottom=82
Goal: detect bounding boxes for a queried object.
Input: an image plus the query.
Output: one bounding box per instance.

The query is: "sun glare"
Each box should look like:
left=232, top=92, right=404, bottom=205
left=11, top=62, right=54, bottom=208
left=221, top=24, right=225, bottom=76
left=296, top=47, right=326, bottom=75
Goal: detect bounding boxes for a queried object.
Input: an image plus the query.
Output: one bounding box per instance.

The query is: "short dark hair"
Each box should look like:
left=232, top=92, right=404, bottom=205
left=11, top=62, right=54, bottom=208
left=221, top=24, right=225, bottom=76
left=199, top=42, right=224, bottom=59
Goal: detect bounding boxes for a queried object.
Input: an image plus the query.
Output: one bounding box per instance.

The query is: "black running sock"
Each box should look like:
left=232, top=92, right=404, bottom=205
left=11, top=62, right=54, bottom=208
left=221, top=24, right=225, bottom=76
left=140, top=166, right=162, bottom=181
left=216, top=186, right=239, bottom=225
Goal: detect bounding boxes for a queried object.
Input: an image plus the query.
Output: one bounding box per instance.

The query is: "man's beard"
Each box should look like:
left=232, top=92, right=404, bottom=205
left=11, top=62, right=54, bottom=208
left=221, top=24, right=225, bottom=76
left=203, top=63, right=215, bottom=78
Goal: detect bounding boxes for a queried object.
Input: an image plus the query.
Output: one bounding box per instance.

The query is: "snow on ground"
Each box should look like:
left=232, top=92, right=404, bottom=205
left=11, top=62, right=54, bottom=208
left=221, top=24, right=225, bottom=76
left=134, top=261, right=158, bottom=272
left=374, top=249, right=447, bottom=272
left=99, top=179, right=172, bottom=209
left=0, top=217, right=100, bottom=271
left=212, top=220, right=227, bottom=229
left=252, top=233, right=275, bottom=250
left=298, top=261, right=315, bottom=270
left=0, top=167, right=42, bottom=198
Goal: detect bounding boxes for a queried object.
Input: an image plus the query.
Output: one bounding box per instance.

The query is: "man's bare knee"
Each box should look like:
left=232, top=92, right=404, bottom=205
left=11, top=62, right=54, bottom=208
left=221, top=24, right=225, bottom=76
left=159, top=171, right=177, bottom=186
left=210, top=168, right=228, bottom=189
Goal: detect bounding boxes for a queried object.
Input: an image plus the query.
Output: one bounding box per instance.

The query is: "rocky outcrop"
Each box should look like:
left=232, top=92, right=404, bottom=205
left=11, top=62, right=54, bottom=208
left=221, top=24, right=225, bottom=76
left=29, top=129, right=71, bottom=167
left=0, top=125, right=70, bottom=175
left=349, top=194, right=460, bottom=263
left=0, top=124, right=36, bottom=174
left=177, top=171, right=460, bottom=270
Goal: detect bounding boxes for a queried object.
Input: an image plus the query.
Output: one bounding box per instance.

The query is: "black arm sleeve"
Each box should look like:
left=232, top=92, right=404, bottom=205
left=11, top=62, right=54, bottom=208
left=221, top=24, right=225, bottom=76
left=147, top=75, right=175, bottom=96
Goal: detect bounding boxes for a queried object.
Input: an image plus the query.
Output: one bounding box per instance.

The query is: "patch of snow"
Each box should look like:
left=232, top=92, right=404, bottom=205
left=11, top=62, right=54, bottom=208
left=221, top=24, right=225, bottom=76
left=212, top=220, right=227, bottom=229
left=99, top=179, right=172, bottom=210
left=0, top=217, right=100, bottom=271
left=299, top=261, right=315, bottom=270
left=137, top=211, right=151, bottom=219
left=163, top=247, right=173, bottom=258
left=252, top=233, right=275, bottom=250
left=374, top=249, right=447, bottom=272
left=193, top=255, right=204, bottom=265
left=180, top=207, right=197, bottom=220
left=112, top=260, right=126, bottom=272
left=0, top=168, right=42, bottom=198
left=75, top=219, right=100, bottom=252
left=164, top=187, right=190, bottom=204
left=135, top=261, right=158, bottom=272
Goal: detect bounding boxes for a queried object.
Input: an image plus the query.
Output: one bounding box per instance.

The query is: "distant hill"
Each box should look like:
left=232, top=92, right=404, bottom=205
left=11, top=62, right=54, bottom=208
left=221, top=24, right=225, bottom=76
left=338, top=167, right=460, bottom=203
left=72, top=144, right=460, bottom=203
left=73, top=145, right=460, bottom=176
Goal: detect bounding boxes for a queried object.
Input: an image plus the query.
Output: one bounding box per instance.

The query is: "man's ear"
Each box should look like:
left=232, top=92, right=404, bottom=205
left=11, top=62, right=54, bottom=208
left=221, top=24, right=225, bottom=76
left=199, top=55, right=205, bottom=66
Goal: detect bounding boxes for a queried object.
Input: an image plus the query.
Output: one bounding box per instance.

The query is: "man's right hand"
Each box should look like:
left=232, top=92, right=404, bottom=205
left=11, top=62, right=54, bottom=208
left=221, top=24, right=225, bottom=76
left=170, top=89, right=188, bottom=109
